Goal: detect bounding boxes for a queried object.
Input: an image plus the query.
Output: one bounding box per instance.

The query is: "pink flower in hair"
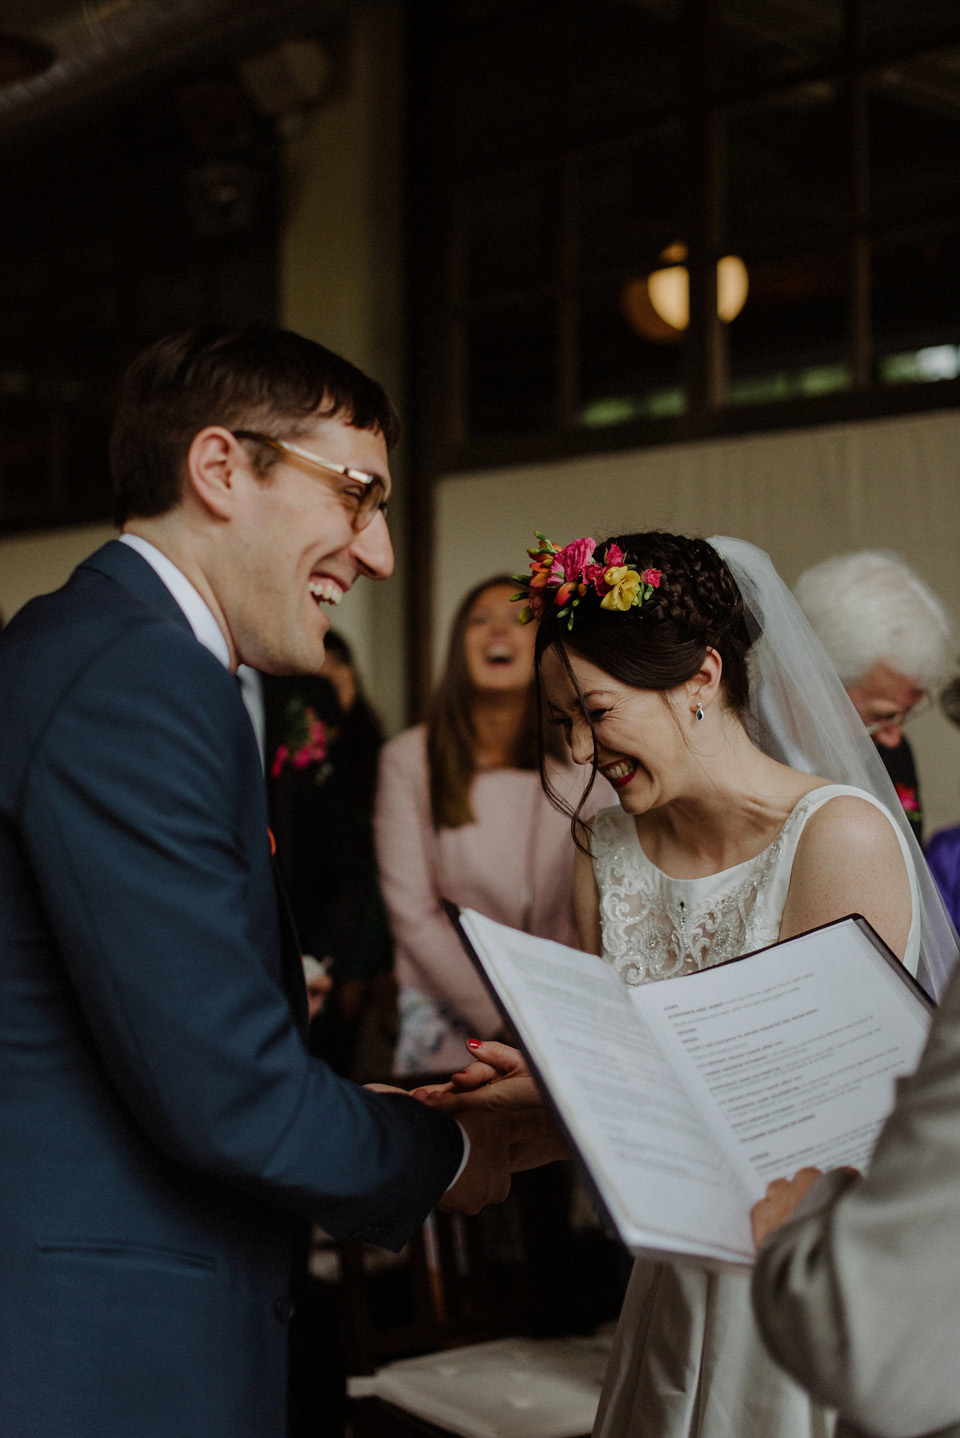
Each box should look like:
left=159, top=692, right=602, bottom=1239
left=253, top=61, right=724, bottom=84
left=582, top=562, right=609, bottom=596
left=641, top=568, right=662, bottom=588
left=560, top=537, right=596, bottom=582
left=603, top=542, right=625, bottom=568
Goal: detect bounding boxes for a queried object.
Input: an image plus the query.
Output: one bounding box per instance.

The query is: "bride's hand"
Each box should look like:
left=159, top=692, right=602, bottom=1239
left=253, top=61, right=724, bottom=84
left=411, top=1040, right=543, bottom=1113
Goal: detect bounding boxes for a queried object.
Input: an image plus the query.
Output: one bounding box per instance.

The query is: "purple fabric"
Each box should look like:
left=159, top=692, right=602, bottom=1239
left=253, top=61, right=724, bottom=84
left=925, top=824, right=960, bottom=931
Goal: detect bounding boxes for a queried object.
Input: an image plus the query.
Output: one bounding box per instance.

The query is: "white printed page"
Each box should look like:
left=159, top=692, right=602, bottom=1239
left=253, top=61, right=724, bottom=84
left=637, top=921, right=931, bottom=1198
left=459, top=910, right=755, bottom=1263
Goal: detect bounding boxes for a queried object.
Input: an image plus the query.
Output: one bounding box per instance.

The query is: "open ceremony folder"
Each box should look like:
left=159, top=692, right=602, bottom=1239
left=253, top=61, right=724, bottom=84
left=450, top=908, right=934, bottom=1268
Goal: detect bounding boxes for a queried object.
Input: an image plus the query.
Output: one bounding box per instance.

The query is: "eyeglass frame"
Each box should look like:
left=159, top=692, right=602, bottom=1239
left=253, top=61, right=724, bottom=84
left=231, top=429, right=388, bottom=531
left=862, top=692, right=932, bottom=736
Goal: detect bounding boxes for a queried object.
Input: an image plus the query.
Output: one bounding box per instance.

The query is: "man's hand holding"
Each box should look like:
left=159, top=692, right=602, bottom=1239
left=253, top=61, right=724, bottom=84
left=439, top=1107, right=568, bottom=1215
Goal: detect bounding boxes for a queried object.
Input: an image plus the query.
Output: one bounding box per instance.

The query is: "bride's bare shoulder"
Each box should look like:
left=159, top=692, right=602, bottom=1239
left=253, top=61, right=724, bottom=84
left=794, top=788, right=903, bottom=858
left=779, top=788, right=912, bottom=954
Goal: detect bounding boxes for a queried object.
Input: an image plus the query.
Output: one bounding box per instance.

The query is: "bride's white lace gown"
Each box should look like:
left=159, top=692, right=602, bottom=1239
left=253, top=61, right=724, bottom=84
left=590, top=785, right=920, bottom=1438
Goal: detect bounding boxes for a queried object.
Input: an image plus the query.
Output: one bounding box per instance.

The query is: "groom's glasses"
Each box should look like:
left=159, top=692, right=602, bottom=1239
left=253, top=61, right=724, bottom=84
left=232, top=430, right=387, bottom=531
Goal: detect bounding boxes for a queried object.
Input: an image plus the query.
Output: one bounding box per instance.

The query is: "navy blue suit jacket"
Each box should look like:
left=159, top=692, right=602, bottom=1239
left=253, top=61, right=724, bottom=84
left=0, top=541, right=462, bottom=1438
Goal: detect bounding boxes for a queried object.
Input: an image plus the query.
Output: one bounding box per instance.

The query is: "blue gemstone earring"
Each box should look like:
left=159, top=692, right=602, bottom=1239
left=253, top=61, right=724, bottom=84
left=695, top=702, right=704, bottom=722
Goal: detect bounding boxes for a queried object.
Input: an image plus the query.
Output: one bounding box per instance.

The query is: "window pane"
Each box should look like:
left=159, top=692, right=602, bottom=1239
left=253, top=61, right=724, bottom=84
left=579, top=126, right=686, bottom=278
left=443, top=9, right=564, bottom=169
left=723, top=249, right=851, bottom=405
left=468, top=300, right=557, bottom=436
left=466, top=167, right=561, bottom=299
left=874, top=230, right=960, bottom=385
left=726, top=83, right=846, bottom=251
left=718, top=0, right=842, bottom=89
left=566, top=0, right=681, bottom=131
left=579, top=282, right=686, bottom=427
left=0, top=393, right=111, bottom=529
left=868, top=50, right=960, bottom=226
left=861, top=0, right=960, bottom=53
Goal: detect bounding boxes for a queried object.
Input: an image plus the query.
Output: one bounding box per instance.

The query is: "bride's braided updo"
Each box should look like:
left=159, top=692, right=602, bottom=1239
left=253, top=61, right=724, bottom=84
left=533, top=530, right=754, bottom=715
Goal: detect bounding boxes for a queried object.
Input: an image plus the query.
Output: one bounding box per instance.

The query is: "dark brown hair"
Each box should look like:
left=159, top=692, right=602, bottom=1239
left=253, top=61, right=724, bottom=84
left=110, top=324, right=400, bottom=525
left=427, top=575, right=564, bottom=830
left=534, top=531, right=754, bottom=842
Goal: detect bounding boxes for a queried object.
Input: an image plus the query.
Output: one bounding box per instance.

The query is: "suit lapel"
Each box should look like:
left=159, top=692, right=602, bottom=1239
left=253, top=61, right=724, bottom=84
left=86, top=539, right=311, bottom=1042
left=80, top=539, right=197, bottom=633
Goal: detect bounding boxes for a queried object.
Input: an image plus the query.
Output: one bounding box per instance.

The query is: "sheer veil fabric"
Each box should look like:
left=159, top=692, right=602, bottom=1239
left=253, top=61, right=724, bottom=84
left=710, top=535, right=959, bottom=1001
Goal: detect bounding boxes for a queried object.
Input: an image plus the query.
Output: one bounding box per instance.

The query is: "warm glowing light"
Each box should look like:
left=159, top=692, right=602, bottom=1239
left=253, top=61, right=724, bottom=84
left=647, top=266, right=688, bottom=330
left=717, top=255, right=749, bottom=323
left=622, top=245, right=749, bottom=342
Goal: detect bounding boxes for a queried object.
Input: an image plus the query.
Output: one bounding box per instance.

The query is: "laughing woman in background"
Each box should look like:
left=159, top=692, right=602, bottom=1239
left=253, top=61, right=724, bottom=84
left=375, top=574, right=606, bottom=1076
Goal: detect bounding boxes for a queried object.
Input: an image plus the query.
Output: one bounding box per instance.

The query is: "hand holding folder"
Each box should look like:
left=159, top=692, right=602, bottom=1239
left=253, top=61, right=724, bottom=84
left=444, top=907, right=933, bottom=1266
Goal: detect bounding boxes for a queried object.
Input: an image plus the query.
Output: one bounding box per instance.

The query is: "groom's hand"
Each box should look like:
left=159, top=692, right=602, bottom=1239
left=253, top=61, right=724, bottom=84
left=438, top=1107, right=567, bottom=1215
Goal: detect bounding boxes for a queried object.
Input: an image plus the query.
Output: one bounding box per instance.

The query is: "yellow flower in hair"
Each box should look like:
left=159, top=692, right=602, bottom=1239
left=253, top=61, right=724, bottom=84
left=600, top=566, right=644, bottom=611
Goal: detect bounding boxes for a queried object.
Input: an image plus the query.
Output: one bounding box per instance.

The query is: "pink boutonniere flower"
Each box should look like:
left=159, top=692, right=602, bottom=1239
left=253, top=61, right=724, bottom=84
left=270, top=702, right=336, bottom=779
left=895, top=783, right=920, bottom=813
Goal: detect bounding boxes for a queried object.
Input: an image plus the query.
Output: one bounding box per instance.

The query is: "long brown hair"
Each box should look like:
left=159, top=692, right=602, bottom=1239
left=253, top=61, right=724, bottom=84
left=427, top=575, right=564, bottom=830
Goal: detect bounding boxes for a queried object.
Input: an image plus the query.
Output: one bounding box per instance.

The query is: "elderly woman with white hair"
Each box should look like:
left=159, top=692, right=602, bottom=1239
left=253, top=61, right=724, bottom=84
left=794, top=549, right=955, bottom=842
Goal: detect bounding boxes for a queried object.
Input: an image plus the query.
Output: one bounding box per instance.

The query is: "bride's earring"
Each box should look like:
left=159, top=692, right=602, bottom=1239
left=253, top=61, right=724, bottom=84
left=695, top=701, right=704, bottom=722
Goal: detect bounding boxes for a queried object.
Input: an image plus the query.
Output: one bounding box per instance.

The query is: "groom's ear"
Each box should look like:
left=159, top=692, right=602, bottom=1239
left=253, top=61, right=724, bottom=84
left=185, top=427, right=246, bottom=520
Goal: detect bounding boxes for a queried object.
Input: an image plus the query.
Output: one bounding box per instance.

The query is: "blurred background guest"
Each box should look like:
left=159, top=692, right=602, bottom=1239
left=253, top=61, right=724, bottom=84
left=794, top=549, right=954, bottom=844
left=311, top=631, right=398, bottom=1079
left=260, top=632, right=394, bottom=1079
left=375, top=574, right=607, bottom=1076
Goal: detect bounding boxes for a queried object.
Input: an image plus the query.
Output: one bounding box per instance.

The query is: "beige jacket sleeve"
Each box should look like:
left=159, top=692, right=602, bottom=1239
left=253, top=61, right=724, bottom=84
left=752, top=962, right=960, bottom=1438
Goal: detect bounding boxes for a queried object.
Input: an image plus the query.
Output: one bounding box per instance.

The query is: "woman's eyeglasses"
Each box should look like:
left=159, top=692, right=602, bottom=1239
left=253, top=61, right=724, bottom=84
left=863, top=693, right=932, bottom=736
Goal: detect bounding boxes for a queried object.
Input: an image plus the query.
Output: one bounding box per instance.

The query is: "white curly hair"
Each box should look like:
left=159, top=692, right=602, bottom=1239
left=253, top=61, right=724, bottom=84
left=793, top=550, right=954, bottom=691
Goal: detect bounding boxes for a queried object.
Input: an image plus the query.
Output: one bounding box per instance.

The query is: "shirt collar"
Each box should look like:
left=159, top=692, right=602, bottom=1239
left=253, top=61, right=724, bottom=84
left=119, top=534, right=232, bottom=670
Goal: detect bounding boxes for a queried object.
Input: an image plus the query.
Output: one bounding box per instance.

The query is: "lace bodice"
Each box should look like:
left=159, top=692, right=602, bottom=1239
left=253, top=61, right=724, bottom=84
left=591, top=784, right=920, bottom=987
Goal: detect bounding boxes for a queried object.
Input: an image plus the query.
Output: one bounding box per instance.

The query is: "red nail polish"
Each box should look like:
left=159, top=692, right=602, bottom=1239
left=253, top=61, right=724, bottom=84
left=466, top=1039, right=481, bottom=1050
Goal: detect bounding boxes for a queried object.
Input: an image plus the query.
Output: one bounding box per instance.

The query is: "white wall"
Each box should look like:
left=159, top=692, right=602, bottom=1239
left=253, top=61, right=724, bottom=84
left=434, top=406, right=960, bottom=836
left=278, top=0, right=408, bottom=732
left=0, top=523, right=115, bottom=623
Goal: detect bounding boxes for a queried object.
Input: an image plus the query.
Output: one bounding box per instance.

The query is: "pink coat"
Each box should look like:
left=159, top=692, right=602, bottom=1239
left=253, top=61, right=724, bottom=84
left=374, top=725, right=608, bottom=1039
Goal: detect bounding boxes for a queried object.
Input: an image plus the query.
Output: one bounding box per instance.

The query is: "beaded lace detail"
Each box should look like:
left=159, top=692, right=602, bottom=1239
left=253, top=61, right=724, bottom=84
left=591, top=799, right=818, bottom=986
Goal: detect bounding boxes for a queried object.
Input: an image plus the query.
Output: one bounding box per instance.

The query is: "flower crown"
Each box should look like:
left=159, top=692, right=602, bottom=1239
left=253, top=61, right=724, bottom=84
left=513, top=532, right=662, bottom=630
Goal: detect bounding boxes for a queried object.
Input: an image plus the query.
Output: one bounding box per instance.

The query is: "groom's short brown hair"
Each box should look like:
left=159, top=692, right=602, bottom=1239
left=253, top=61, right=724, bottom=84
left=110, top=324, right=400, bottom=525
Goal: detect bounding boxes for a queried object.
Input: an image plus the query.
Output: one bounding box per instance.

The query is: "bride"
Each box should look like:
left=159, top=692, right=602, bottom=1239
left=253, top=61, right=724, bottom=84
left=418, top=529, right=956, bottom=1438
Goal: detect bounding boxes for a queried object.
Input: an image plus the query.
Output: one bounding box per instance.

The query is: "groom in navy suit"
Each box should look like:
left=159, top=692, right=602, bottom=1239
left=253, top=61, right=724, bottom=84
left=0, top=327, right=544, bottom=1437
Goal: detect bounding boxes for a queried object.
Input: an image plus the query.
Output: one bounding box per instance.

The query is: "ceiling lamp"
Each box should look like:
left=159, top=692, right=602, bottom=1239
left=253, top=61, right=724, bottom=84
left=0, top=31, right=56, bottom=89
left=622, top=244, right=749, bottom=343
